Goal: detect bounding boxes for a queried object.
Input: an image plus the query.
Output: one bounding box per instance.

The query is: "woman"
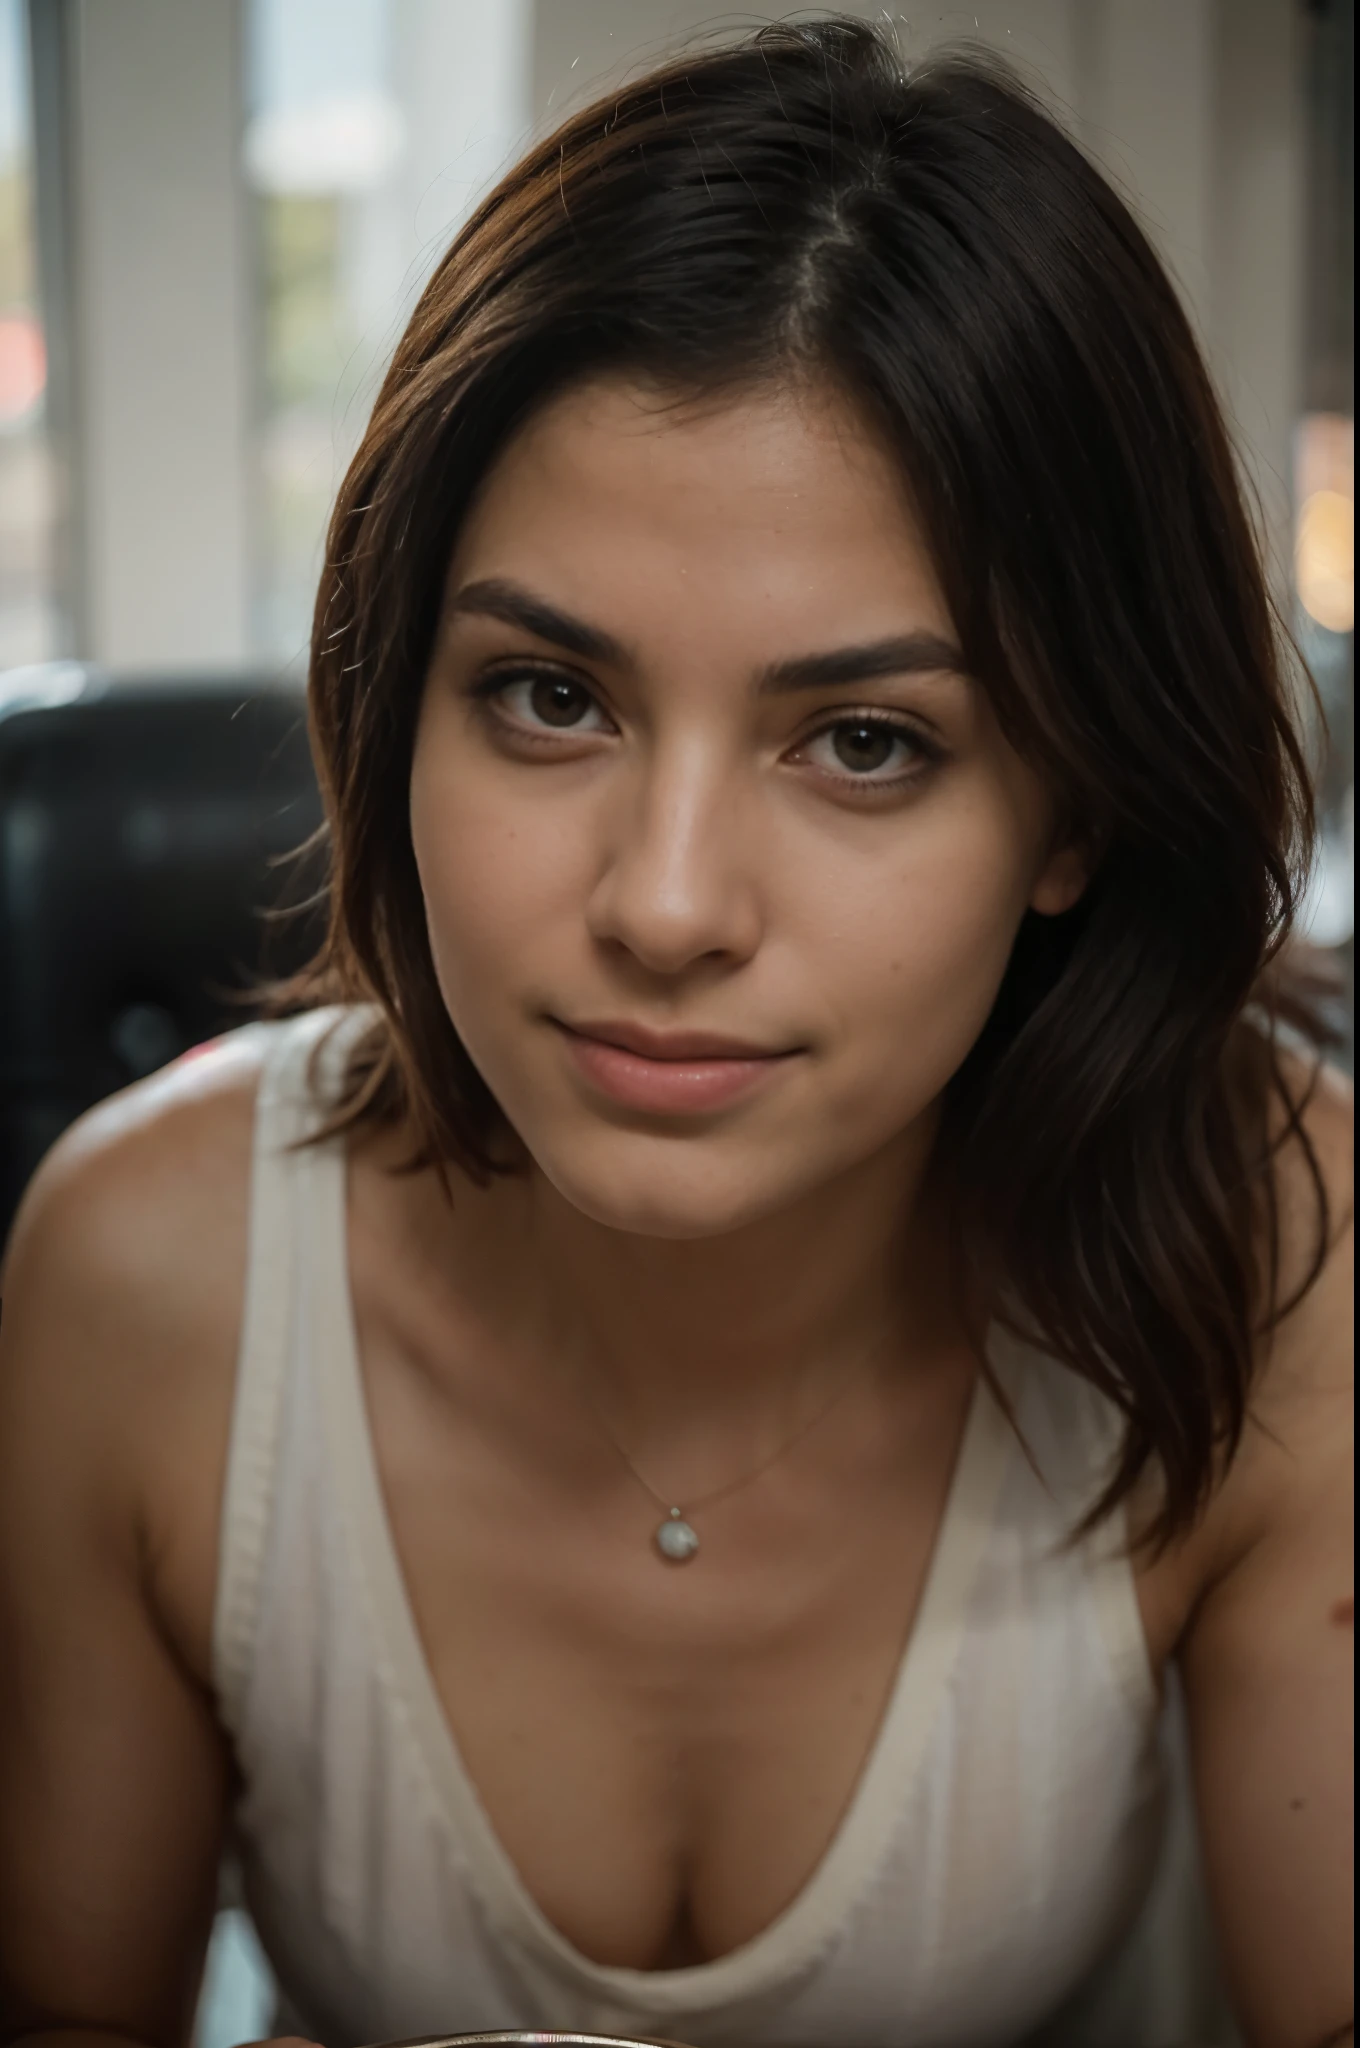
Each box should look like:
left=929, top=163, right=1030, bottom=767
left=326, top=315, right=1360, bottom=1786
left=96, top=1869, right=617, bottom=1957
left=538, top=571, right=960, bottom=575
left=0, top=18, right=1351, bottom=2048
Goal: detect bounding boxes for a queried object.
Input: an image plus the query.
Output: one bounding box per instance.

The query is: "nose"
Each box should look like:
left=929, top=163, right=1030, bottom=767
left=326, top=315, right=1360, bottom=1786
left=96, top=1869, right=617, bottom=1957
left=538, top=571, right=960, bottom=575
left=584, top=735, right=763, bottom=977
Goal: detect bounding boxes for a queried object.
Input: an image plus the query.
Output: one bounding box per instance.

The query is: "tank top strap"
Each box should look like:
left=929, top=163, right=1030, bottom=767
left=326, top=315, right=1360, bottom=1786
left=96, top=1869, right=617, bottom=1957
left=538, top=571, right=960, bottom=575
left=211, top=1004, right=369, bottom=1739
left=995, top=1329, right=1159, bottom=1725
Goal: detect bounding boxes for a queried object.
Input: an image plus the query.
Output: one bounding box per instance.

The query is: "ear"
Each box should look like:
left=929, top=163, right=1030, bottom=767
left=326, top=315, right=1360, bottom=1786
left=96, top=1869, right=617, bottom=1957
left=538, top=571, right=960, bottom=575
left=1029, top=838, right=1092, bottom=917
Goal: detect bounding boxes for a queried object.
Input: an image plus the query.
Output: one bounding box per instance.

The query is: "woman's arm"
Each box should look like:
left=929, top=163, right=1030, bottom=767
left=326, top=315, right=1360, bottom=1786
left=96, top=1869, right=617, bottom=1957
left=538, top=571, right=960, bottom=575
left=0, top=1071, right=253, bottom=2048
left=1181, top=1070, right=1353, bottom=2048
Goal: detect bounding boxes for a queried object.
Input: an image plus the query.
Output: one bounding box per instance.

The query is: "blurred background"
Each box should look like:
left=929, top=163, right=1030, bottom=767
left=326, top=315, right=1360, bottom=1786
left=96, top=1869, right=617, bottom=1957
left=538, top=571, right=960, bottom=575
left=0, top=2, right=1352, bottom=2035
left=0, top=0, right=1353, bottom=678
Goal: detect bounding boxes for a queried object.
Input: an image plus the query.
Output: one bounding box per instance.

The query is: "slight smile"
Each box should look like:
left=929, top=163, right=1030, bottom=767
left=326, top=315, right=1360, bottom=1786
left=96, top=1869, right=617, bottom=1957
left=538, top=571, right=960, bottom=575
left=551, top=1018, right=803, bottom=1115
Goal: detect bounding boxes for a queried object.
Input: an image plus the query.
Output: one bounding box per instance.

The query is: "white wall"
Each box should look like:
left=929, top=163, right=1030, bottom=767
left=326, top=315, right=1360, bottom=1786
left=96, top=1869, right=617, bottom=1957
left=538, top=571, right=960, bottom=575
left=70, top=0, right=252, bottom=670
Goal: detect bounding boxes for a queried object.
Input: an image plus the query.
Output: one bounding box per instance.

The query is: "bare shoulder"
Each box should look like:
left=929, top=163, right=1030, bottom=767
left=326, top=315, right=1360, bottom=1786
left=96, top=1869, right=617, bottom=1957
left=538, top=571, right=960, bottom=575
left=2, top=1023, right=268, bottom=1316
left=1270, top=1042, right=1352, bottom=1286
left=1257, top=1046, right=1351, bottom=1416
left=0, top=1036, right=279, bottom=2030
left=1208, top=1045, right=1352, bottom=1576
left=1178, top=1050, right=1352, bottom=2042
left=0, top=1028, right=272, bottom=1533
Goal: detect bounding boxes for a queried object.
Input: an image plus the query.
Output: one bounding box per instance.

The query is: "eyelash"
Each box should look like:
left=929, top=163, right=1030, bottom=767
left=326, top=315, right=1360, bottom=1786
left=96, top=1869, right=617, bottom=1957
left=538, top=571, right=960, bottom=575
left=468, top=666, right=947, bottom=795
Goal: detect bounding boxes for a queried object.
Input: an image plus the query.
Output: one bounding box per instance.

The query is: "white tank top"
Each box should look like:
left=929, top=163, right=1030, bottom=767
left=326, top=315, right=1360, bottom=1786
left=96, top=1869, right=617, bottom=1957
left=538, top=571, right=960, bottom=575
left=212, top=1006, right=1232, bottom=2046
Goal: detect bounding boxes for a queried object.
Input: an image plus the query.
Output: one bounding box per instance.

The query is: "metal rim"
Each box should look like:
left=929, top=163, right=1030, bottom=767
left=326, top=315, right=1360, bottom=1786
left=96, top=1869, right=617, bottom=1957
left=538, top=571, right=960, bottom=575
left=365, top=2034, right=696, bottom=2047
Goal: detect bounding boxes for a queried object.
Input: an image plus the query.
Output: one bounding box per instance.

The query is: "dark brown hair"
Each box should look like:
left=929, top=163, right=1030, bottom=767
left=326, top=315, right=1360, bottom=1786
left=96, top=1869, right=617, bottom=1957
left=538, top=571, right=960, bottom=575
left=284, top=16, right=1334, bottom=1546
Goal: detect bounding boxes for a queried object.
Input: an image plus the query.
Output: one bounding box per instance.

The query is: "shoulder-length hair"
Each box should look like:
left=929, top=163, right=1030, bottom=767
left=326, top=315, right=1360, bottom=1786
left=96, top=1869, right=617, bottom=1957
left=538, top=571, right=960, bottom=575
left=283, top=15, right=1332, bottom=1547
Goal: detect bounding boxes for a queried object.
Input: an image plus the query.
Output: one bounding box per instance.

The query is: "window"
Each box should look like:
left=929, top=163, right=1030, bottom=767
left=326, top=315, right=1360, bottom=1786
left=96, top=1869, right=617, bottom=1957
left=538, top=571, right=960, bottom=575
left=1295, top=411, right=1354, bottom=953
left=0, top=0, right=56, bottom=665
left=1296, top=0, right=1354, bottom=977
left=245, top=0, right=532, bottom=665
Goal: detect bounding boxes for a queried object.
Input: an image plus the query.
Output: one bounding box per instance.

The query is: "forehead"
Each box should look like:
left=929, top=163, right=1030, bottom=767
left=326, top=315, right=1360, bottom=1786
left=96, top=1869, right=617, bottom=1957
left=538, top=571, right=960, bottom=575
left=448, top=374, right=953, bottom=646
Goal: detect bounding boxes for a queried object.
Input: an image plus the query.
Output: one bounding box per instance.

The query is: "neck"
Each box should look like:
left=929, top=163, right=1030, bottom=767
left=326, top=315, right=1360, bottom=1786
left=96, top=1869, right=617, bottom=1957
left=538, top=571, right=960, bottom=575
left=503, top=1113, right=956, bottom=1465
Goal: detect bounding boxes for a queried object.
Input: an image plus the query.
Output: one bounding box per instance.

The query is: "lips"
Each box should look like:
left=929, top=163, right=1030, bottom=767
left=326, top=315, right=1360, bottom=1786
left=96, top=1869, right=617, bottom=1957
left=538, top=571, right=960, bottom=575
left=561, top=1019, right=786, bottom=1061
left=552, top=1017, right=798, bottom=1114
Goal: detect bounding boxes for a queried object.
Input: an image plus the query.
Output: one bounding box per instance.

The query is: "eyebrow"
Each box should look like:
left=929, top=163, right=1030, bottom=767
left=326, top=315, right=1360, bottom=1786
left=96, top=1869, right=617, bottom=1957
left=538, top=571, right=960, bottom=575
left=448, top=579, right=626, bottom=665
left=758, top=631, right=969, bottom=694
left=447, top=576, right=969, bottom=694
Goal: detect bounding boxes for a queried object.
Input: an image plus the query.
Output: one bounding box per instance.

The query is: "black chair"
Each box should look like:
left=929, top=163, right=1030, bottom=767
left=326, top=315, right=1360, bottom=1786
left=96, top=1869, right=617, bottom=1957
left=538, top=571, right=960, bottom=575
left=0, top=663, right=325, bottom=1248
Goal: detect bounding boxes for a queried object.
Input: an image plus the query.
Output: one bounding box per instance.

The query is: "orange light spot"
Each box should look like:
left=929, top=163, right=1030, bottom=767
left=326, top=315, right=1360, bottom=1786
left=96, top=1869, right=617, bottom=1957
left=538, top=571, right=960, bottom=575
left=0, top=315, right=46, bottom=421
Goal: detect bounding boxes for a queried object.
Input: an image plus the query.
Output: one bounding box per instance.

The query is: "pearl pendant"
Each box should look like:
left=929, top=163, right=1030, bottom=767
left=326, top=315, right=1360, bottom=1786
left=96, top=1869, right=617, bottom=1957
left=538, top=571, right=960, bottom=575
left=655, top=1510, right=699, bottom=1562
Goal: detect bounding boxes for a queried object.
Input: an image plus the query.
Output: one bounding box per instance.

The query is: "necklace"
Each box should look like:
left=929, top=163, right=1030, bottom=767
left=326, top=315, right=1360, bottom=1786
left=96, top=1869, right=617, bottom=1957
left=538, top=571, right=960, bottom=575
left=579, top=1340, right=880, bottom=1564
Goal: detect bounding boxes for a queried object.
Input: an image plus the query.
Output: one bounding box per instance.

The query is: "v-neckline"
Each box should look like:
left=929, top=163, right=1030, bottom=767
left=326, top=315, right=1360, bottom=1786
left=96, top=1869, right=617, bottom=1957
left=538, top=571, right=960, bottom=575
left=311, top=1125, right=1018, bottom=2018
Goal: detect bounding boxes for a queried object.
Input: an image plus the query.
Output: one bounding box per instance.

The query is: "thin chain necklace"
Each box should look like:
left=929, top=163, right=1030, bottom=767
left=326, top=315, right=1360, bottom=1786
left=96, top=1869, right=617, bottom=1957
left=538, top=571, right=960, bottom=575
left=577, top=1337, right=882, bottom=1564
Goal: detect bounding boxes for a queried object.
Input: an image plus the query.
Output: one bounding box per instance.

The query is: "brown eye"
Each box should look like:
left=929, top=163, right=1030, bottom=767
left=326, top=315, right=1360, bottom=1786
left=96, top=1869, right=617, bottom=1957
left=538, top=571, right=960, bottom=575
left=832, top=722, right=897, bottom=773
left=488, top=671, right=611, bottom=736
left=798, top=715, right=938, bottom=789
left=529, top=675, right=593, bottom=727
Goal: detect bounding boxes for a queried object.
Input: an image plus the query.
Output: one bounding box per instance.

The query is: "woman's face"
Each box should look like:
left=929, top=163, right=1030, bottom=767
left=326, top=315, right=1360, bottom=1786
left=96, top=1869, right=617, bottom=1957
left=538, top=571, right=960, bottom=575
left=411, top=376, right=1083, bottom=1239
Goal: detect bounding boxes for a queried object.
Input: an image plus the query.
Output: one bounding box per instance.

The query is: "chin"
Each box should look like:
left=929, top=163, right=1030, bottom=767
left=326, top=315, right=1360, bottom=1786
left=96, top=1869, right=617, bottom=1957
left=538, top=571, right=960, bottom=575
left=530, top=1133, right=810, bottom=1242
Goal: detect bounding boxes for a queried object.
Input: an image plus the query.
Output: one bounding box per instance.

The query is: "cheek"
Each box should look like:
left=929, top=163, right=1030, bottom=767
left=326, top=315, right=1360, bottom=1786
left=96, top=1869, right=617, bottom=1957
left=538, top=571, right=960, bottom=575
left=410, top=737, right=502, bottom=1009
left=408, top=734, right=586, bottom=1030
left=796, top=787, right=1036, bottom=1108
